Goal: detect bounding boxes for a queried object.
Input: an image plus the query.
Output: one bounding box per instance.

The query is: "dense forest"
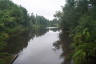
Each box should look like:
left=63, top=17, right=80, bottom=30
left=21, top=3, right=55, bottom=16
left=55, top=0, right=96, bottom=64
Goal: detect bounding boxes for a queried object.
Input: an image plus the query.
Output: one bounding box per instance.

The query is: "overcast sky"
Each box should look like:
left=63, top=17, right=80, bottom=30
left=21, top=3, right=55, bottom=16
left=11, top=0, right=65, bottom=20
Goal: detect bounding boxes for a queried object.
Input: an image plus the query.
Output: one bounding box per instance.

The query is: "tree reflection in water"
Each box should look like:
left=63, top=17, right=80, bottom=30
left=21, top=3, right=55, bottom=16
left=4, top=29, right=49, bottom=55
left=53, top=31, right=72, bottom=64
left=4, top=28, right=60, bottom=55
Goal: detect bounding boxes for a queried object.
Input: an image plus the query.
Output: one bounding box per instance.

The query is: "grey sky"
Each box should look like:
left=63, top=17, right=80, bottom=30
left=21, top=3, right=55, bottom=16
left=11, top=0, right=65, bottom=20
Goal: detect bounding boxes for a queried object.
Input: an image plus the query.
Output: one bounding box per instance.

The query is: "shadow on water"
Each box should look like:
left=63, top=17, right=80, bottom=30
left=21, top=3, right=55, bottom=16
left=53, top=31, right=72, bottom=64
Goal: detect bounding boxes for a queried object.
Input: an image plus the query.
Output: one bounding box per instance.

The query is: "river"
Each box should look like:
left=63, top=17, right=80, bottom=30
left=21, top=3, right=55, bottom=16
left=5, top=27, right=72, bottom=64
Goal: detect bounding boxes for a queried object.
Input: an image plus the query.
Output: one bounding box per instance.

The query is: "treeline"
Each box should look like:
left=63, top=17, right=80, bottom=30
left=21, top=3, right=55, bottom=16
left=29, top=14, right=59, bottom=28
left=29, top=14, right=49, bottom=29
left=48, top=18, right=59, bottom=27
left=56, top=0, right=96, bottom=64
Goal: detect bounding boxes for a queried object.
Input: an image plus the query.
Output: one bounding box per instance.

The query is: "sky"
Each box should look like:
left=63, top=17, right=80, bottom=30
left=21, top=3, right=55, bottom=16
left=11, top=0, right=65, bottom=20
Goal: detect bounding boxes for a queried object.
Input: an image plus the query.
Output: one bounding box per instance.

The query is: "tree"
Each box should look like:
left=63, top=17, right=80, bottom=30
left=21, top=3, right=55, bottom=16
left=58, top=0, right=96, bottom=64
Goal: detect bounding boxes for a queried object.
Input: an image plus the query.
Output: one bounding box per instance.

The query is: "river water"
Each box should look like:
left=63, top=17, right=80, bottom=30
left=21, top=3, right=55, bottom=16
left=5, top=27, right=72, bottom=64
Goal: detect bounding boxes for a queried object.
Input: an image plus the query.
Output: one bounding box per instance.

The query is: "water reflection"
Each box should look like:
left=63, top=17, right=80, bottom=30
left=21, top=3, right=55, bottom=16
left=53, top=31, right=72, bottom=64
left=4, top=31, right=29, bottom=54
left=3, top=27, right=72, bottom=64
left=5, top=27, right=59, bottom=55
left=12, top=28, right=62, bottom=64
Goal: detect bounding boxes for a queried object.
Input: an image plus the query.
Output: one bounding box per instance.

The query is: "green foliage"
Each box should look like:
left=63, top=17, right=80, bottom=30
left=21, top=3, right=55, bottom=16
left=72, top=49, right=86, bottom=64
left=48, top=19, right=59, bottom=27
left=0, top=59, right=5, bottom=64
left=72, top=43, right=96, bottom=64
left=59, top=0, right=96, bottom=64
left=28, top=11, right=61, bottom=28
left=0, top=32, right=9, bottom=41
left=0, top=42, right=6, bottom=51
left=0, top=0, right=30, bottom=60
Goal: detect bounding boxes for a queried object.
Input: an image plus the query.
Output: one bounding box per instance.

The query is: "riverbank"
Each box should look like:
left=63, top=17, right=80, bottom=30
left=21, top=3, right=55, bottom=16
left=0, top=56, right=13, bottom=64
left=0, top=29, right=27, bottom=64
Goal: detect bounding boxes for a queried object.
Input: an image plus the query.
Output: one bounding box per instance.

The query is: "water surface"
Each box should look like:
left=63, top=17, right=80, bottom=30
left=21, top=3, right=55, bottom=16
left=12, top=28, right=63, bottom=64
left=5, top=28, right=72, bottom=64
